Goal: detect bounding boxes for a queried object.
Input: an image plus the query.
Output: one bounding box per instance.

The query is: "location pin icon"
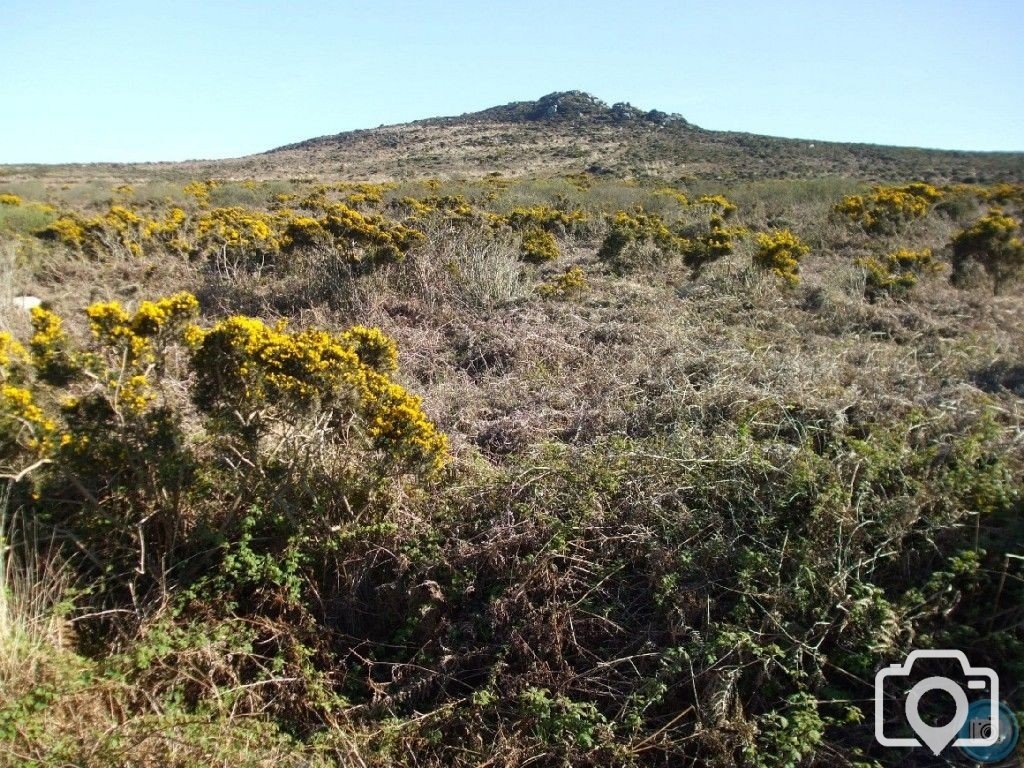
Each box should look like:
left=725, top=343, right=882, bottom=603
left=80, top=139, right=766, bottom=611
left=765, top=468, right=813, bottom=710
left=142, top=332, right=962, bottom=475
left=905, top=677, right=969, bottom=755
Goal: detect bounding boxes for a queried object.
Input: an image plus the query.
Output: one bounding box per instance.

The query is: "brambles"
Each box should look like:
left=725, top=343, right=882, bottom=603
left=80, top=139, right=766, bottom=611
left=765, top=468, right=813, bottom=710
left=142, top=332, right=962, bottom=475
left=836, top=182, right=943, bottom=234
left=951, top=210, right=1024, bottom=294
left=754, top=229, right=810, bottom=285
left=856, top=247, right=938, bottom=299
left=4, top=173, right=1024, bottom=767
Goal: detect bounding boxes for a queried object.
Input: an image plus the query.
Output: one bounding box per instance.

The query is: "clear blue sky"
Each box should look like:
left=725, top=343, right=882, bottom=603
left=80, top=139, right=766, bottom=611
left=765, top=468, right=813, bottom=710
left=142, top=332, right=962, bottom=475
left=2, top=0, right=1022, bottom=163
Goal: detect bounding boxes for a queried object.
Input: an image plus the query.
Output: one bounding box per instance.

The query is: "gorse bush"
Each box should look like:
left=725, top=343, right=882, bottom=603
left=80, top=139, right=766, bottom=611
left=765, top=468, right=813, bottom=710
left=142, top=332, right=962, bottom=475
left=519, top=225, right=560, bottom=263
left=507, top=204, right=588, bottom=235
left=951, top=210, right=1024, bottom=294
left=536, top=265, right=588, bottom=299
left=753, top=229, right=810, bottom=285
left=2, top=293, right=447, bottom=618
left=191, top=315, right=446, bottom=472
left=597, top=209, right=685, bottom=273
left=856, top=247, right=939, bottom=300
left=4, top=174, right=1024, bottom=767
left=835, top=182, right=942, bottom=234
left=597, top=197, right=743, bottom=276
left=28, top=192, right=427, bottom=280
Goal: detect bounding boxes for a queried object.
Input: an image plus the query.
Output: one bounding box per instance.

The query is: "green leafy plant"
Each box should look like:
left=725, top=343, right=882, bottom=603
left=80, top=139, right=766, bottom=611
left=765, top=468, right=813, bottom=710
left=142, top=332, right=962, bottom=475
left=951, top=210, right=1024, bottom=294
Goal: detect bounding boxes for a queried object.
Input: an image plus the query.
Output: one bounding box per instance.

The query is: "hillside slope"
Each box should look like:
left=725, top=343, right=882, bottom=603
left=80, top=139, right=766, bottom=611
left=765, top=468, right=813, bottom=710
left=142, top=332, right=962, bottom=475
left=2, top=91, right=1022, bottom=184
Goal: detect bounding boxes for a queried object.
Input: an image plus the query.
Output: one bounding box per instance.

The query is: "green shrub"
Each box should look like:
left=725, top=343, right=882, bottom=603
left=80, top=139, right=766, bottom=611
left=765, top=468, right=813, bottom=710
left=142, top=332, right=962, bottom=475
left=951, top=210, right=1024, bottom=294
left=754, top=229, right=810, bottom=285
left=597, top=209, right=685, bottom=273
left=835, top=182, right=942, bottom=234
left=856, top=247, right=939, bottom=300
left=536, top=265, right=588, bottom=299
left=519, top=225, right=560, bottom=263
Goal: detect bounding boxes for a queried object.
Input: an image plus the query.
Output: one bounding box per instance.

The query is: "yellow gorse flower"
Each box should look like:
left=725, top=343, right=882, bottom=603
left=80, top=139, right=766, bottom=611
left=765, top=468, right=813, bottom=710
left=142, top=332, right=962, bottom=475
left=836, top=183, right=943, bottom=234
left=191, top=314, right=447, bottom=473
left=754, top=229, right=811, bottom=286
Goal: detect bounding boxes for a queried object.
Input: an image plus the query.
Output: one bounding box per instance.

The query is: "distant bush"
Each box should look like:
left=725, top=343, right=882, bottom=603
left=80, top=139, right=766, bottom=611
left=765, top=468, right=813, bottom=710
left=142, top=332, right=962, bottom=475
left=597, top=209, right=685, bottom=273
left=0, top=194, right=23, bottom=207
left=678, top=216, right=746, bottom=276
left=507, top=204, right=587, bottom=236
left=754, top=229, right=810, bottom=285
left=951, top=210, right=1024, bottom=294
left=856, top=247, right=939, bottom=300
left=835, top=182, right=942, bottom=234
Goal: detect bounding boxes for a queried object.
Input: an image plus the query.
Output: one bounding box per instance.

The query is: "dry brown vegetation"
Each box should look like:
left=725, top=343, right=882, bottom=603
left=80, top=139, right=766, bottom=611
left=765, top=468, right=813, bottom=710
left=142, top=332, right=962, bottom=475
left=0, top=95, right=1022, bottom=767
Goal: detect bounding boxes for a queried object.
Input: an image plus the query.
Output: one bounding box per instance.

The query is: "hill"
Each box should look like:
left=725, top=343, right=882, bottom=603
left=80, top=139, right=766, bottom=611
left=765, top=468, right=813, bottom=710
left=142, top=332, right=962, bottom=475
left=2, top=91, right=1023, bottom=184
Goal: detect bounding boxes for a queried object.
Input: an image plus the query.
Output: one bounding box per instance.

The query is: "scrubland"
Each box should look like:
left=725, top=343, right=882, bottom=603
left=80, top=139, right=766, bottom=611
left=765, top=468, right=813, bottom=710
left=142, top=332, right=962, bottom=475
left=0, top=171, right=1021, bottom=766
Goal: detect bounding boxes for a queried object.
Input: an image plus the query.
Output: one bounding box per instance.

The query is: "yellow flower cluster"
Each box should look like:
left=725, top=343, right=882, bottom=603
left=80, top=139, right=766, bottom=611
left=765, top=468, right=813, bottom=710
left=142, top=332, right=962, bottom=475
left=319, top=203, right=425, bottom=261
left=396, top=194, right=478, bottom=224
left=536, top=265, right=588, bottom=299
left=351, top=368, right=448, bottom=473
left=856, top=248, right=938, bottom=298
left=520, top=226, right=560, bottom=263
left=183, top=180, right=216, bottom=206
left=143, top=207, right=185, bottom=235
left=85, top=292, right=199, bottom=362
left=37, top=205, right=150, bottom=255
left=682, top=215, right=747, bottom=272
left=605, top=209, right=681, bottom=249
left=398, top=196, right=437, bottom=218
left=951, top=210, right=1024, bottom=293
left=29, top=307, right=75, bottom=382
left=38, top=215, right=88, bottom=248
left=693, top=194, right=738, bottom=218
left=191, top=315, right=447, bottom=472
left=0, top=384, right=57, bottom=454
left=195, top=207, right=282, bottom=252
left=754, top=229, right=811, bottom=285
left=117, top=373, right=154, bottom=415
left=0, top=332, right=28, bottom=373
left=281, top=216, right=330, bottom=249
left=507, top=205, right=588, bottom=233
left=836, top=183, right=943, bottom=233
left=341, top=183, right=395, bottom=208
left=0, top=193, right=22, bottom=206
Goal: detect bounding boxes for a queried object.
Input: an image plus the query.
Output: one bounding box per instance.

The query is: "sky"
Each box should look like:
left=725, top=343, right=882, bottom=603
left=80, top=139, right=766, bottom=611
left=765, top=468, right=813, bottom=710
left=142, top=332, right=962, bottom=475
left=2, top=0, right=1022, bottom=163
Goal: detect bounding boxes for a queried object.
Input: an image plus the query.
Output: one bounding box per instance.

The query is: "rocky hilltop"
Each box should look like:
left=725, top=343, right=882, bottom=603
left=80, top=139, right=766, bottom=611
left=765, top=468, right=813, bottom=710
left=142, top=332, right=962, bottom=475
left=2, top=91, right=1022, bottom=184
